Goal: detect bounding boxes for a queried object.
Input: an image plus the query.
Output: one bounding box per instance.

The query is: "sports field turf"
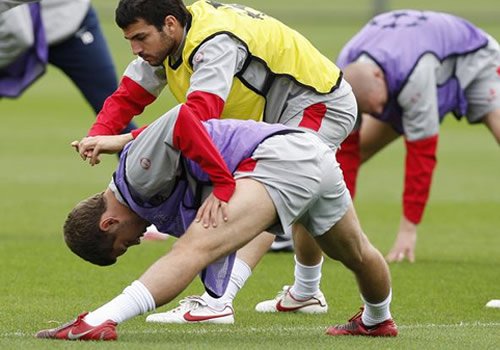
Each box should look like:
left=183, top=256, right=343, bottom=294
left=0, top=1, right=499, bottom=349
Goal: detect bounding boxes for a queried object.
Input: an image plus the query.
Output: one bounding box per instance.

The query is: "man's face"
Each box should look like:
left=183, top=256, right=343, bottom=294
left=123, top=18, right=177, bottom=66
left=111, top=219, right=148, bottom=259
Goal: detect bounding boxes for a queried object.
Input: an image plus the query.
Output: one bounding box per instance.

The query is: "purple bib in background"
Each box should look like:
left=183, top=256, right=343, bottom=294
left=0, top=3, right=48, bottom=98
left=337, top=10, right=488, bottom=132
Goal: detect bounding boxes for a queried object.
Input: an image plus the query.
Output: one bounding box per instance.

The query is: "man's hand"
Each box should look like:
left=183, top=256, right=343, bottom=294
left=71, top=134, right=133, bottom=166
left=195, top=192, right=228, bottom=228
left=385, top=216, right=418, bottom=263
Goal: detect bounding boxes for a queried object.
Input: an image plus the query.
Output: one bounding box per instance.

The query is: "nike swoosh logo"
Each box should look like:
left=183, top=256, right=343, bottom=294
left=67, top=328, right=94, bottom=340
left=276, top=299, right=318, bottom=312
left=183, top=310, right=233, bottom=322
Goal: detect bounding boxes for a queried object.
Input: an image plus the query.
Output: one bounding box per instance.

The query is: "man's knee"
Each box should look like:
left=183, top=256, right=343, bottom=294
left=314, top=207, right=373, bottom=268
left=316, top=229, right=364, bottom=264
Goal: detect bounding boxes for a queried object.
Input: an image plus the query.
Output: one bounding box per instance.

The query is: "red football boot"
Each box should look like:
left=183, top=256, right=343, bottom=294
left=35, top=312, right=117, bottom=341
left=326, top=308, right=398, bottom=337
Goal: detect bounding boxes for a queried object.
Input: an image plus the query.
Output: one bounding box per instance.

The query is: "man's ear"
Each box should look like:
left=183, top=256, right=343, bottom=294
left=164, top=15, right=179, bottom=34
left=99, top=217, right=119, bottom=232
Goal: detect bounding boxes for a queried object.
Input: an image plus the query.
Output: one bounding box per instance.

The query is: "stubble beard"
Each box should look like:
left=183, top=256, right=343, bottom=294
left=149, top=33, right=175, bottom=66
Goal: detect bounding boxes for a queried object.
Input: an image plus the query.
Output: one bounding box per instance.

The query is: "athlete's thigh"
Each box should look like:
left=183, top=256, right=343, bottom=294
left=359, top=113, right=400, bottom=162
left=235, top=133, right=330, bottom=234
left=461, top=36, right=500, bottom=125
left=48, top=7, right=117, bottom=113
left=180, top=179, right=277, bottom=262
left=313, top=204, right=367, bottom=263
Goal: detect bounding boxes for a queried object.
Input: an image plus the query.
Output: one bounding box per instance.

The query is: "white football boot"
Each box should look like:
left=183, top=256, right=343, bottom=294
left=146, top=296, right=234, bottom=324
left=255, top=285, right=328, bottom=313
left=270, top=232, right=294, bottom=252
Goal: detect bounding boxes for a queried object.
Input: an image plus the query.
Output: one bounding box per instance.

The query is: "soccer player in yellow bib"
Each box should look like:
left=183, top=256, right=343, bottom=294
left=80, top=0, right=394, bottom=334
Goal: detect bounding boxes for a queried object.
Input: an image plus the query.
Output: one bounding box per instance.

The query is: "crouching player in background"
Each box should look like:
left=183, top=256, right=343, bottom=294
left=335, top=10, right=500, bottom=263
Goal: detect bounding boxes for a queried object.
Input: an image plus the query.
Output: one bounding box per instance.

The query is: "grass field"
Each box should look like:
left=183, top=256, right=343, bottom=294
left=0, top=0, right=499, bottom=349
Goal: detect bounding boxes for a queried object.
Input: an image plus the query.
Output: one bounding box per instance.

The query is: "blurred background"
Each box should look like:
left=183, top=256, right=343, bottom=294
left=93, top=0, right=500, bottom=73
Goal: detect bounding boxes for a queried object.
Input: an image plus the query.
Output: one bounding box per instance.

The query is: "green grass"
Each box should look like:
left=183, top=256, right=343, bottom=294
left=1, top=0, right=499, bottom=349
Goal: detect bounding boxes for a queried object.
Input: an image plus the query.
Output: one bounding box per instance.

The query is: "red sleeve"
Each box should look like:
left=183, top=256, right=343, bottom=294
left=403, top=134, right=438, bottom=224
left=124, top=89, right=225, bottom=140
left=131, top=126, right=148, bottom=139
left=337, top=130, right=361, bottom=198
left=173, top=99, right=234, bottom=202
left=184, top=90, right=225, bottom=121
left=88, top=76, right=156, bottom=136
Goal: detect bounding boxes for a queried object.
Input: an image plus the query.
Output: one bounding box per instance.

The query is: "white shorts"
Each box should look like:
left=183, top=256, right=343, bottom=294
left=458, top=35, right=500, bottom=123
left=280, top=80, right=358, bottom=151
left=234, top=132, right=351, bottom=237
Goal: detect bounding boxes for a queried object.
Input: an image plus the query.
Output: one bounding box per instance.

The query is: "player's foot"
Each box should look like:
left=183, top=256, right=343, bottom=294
left=146, top=296, right=234, bottom=324
left=326, top=308, right=398, bottom=337
left=255, top=285, right=328, bottom=313
left=270, top=235, right=294, bottom=252
left=35, top=312, right=117, bottom=341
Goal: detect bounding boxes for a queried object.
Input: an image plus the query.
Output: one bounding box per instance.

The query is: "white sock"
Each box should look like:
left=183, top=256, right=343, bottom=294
left=84, top=280, right=156, bottom=326
left=290, top=255, right=323, bottom=299
left=361, top=289, right=392, bottom=327
left=202, top=257, right=252, bottom=309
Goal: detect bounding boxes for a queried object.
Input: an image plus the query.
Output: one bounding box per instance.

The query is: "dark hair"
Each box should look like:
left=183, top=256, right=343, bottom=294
left=63, top=193, right=117, bottom=266
left=116, top=0, right=190, bottom=31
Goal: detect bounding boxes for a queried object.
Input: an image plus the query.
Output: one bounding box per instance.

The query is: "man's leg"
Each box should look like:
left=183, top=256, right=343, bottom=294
left=146, top=231, right=275, bottom=324
left=314, top=204, right=390, bottom=301
left=49, top=7, right=116, bottom=113
left=254, top=227, right=328, bottom=314
left=358, top=114, right=400, bottom=163
left=236, top=231, right=276, bottom=266
left=359, top=114, right=426, bottom=264
left=278, top=115, right=396, bottom=301
left=483, top=108, right=500, bottom=144
left=138, top=179, right=277, bottom=306
left=48, top=6, right=138, bottom=134
left=337, top=112, right=398, bottom=198
left=203, top=231, right=276, bottom=306
left=149, top=226, right=328, bottom=320
left=36, top=179, right=278, bottom=340
left=312, top=204, right=397, bottom=336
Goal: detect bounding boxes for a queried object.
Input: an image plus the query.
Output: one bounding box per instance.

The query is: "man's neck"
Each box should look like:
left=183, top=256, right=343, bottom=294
left=104, top=187, right=134, bottom=219
left=170, top=25, right=187, bottom=61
